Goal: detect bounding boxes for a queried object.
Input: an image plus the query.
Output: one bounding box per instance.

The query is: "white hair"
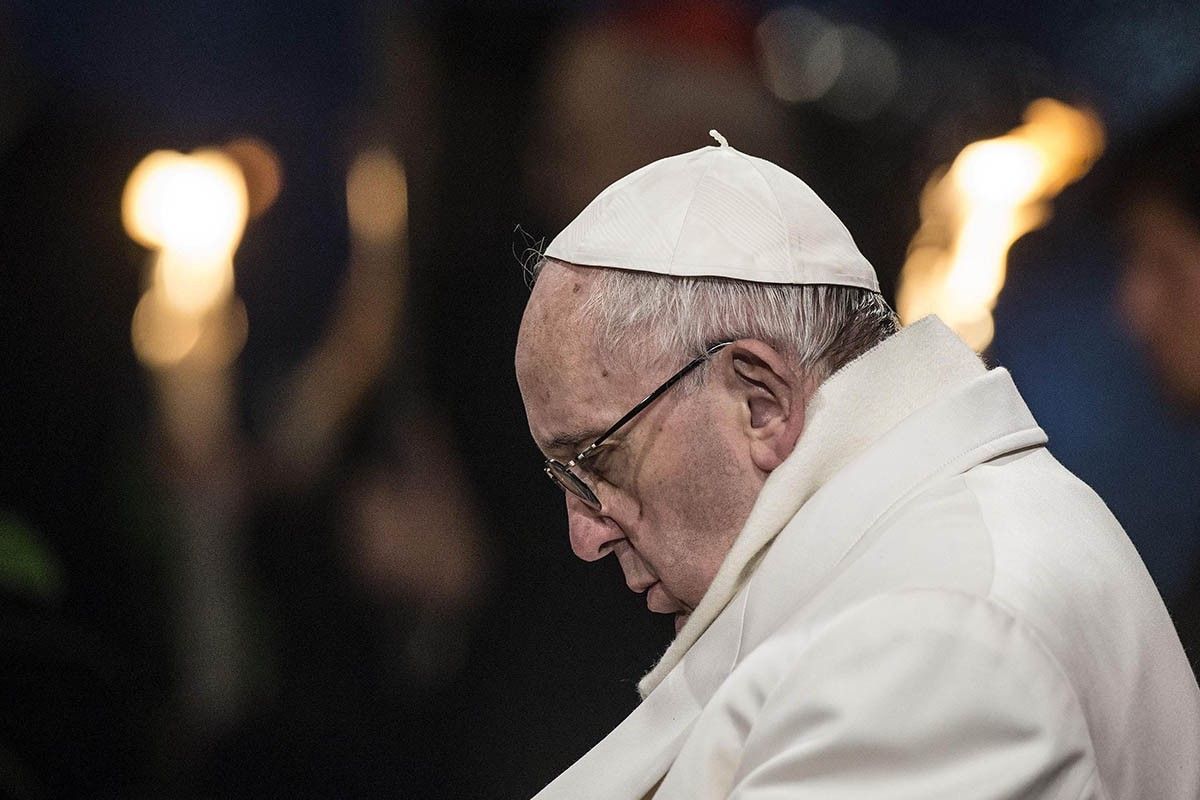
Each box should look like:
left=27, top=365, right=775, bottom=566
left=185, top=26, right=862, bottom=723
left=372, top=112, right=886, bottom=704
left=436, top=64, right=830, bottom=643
left=532, top=258, right=900, bottom=386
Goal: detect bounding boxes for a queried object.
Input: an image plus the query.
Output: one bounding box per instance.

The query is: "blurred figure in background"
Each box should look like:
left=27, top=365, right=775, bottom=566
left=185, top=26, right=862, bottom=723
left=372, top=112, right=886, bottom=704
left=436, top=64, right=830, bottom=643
left=1104, top=90, right=1200, bottom=673
left=1109, top=94, right=1200, bottom=413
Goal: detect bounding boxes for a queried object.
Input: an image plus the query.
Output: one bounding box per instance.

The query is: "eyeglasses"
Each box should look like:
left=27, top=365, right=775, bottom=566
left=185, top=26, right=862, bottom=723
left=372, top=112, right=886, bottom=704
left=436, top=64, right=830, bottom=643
left=543, top=341, right=732, bottom=511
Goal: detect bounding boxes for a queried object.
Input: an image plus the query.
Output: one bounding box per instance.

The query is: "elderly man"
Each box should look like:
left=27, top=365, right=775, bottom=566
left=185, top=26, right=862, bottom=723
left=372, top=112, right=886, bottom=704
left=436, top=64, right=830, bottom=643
left=514, top=133, right=1200, bottom=799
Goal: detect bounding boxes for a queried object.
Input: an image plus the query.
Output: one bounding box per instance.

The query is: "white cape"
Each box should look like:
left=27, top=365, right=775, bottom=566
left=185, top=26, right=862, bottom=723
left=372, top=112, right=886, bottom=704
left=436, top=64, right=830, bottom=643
left=534, top=317, right=1200, bottom=800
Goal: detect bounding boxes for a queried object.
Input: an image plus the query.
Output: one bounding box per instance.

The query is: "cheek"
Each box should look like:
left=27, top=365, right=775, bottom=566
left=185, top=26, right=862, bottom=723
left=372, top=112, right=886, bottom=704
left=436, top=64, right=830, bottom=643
left=634, top=417, right=753, bottom=604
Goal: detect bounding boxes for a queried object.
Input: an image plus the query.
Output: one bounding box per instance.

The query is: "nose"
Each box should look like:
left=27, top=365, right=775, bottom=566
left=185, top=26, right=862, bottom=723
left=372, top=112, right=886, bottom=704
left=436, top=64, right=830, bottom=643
left=565, top=494, right=623, bottom=561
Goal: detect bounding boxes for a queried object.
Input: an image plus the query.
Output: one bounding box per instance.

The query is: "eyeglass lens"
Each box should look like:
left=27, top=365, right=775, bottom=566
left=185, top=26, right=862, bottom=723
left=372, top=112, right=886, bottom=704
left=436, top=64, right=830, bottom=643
left=545, top=460, right=601, bottom=509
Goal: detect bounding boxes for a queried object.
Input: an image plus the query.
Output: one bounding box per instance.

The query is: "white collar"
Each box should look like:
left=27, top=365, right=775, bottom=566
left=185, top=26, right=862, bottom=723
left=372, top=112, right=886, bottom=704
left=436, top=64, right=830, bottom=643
left=638, top=316, right=987, bottom=697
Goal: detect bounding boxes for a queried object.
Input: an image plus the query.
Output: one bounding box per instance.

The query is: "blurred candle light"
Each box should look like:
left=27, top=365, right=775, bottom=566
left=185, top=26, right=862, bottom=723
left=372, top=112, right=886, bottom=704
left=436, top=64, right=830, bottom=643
left=222, top=137, right=283, bottom=219
left=897, top=98, right=1105, bottom=350
left=154, top=250, right=235, bottom=317
left=266, top=145, right=408, bottom=485
left=755, top=6, right=899, bottom=121
left=123, top=149, right=248, bottom=263
left=755, top=5, right=843, bottom=103
left=122, top=148, right=250, bottom=366
left=818, top=24, right=899, bottom=122
left=346, top=147, right=408, bottom=246
left=122, top=144, right=261, bottom=730
left=130, top=290, right=205, bottom=368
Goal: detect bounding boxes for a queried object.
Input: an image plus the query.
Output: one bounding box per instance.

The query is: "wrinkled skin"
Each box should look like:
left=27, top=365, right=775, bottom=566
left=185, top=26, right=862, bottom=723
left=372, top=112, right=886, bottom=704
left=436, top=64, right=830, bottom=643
left=515, top=261, right=809, bottom=631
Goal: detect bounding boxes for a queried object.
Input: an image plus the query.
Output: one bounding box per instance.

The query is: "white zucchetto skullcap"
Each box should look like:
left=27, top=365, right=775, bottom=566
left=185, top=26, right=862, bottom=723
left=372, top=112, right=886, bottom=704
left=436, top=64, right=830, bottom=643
left=544, top=130, right=879, bottom=292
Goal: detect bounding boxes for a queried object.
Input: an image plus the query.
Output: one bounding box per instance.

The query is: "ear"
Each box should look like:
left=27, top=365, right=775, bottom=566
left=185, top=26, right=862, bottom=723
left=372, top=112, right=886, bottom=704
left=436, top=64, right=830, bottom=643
left=721, top=340, right=808, bottom=473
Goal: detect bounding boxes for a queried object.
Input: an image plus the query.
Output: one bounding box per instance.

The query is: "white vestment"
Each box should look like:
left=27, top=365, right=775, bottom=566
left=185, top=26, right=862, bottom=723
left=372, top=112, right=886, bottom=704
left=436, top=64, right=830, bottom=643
left=533, top=317, right=1200, bottom=800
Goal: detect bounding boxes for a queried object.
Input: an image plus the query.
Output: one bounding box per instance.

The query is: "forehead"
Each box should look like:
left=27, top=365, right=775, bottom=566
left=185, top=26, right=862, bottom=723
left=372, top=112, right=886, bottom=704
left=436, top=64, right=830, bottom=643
left=515, top=262, right=633, bottom=450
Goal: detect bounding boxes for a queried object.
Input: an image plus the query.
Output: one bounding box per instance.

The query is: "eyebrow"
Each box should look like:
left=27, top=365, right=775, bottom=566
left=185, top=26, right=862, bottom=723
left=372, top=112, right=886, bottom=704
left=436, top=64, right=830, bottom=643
left=544, top=428, right=608, bottom=454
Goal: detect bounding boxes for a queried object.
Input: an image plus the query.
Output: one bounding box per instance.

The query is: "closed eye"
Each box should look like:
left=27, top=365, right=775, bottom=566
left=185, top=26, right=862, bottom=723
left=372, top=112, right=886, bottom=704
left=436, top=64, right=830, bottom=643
left=576, top=441, right=617, bottom=469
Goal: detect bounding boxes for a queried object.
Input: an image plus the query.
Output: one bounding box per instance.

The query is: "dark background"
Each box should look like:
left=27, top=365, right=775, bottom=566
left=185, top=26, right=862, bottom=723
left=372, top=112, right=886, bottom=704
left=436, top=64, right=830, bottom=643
left=2, top=1, right=1199, bottom=797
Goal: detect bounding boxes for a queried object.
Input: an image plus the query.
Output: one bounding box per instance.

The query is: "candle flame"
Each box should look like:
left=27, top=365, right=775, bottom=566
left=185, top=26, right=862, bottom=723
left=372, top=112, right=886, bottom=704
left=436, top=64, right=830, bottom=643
left=897, top=98, right=1105, bottom=350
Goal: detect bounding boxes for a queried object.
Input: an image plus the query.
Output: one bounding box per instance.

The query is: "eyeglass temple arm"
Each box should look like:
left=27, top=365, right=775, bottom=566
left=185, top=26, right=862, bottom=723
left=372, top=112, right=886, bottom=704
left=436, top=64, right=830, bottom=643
left=579, top=341, right=733, bottom=459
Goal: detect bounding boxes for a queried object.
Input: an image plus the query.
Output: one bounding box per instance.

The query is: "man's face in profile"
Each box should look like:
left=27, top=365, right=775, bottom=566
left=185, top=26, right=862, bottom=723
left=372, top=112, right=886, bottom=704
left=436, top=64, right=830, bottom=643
left=1119, top=195, right=1200, bottom=412
left=514, top=262, right=758, bottom=632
